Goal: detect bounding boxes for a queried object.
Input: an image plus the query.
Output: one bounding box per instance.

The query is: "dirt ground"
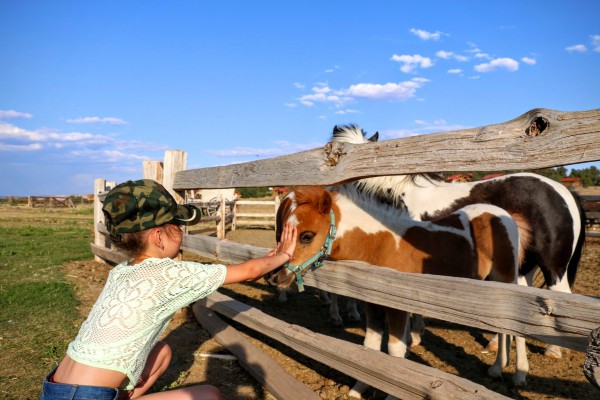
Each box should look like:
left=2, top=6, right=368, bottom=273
left=63, top=227, right=600, bottom=400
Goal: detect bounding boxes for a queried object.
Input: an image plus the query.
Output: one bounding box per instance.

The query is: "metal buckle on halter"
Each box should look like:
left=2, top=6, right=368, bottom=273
left=284, top=210, right=336, bottom=292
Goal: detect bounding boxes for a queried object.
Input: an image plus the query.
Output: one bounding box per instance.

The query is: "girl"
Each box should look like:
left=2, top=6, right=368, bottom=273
left=39, top=179, right=297, bottom=400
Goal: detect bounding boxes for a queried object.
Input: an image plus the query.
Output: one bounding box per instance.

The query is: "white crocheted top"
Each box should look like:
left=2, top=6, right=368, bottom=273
left=67, top=258, right=227, bottom=389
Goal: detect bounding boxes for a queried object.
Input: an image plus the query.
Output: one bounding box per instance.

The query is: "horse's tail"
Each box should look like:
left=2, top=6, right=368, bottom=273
left=567, top=190, right=587, bottom=289
left=511, top=213, right=532, bottom=267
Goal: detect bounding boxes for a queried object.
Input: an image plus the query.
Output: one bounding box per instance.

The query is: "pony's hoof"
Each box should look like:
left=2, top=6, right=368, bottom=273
left=330, top=316, right=344, bottom=327
left=487, top=365, right=502, bottom=379
left=512, top=372, right=527, bottom=387
left=347, top=311, right=361, bottom=322
left=410, top=332, right=422, bottom=347
left=544, top=345, right=562, bottom=359
left=348, top=381, right=369, bottom=398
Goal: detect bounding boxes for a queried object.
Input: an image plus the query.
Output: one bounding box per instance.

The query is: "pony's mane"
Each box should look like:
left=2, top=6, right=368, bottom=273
left=330, top=124, right=443, bottom=208
left=334, top=184, right=413, bottom=221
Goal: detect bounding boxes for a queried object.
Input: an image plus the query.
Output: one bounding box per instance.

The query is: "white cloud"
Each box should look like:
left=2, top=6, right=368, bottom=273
left=381, top=119, right=470, bottom=140
left=521, top=57, right=536, bottom=65
left=466, top=43, right=482, bottom=53
left=0, top=143, right=42, bottom=151
left=0, top=110, right=33, bottom=119
left=297, top=77, right=429, bottom=107
left=208, top=146, right=283, bottom=157
left=436, top=50, right=468, bottom=62
left=448, top=69, right=462, bottom=74
left=66, top=116, right=128, bottom=125
left=334, top=109, right=361, bottom=115
left=591, top=34, right=600, bottom=52
left=565, top=44, right=587, bottom=53
left=391, top=54, right=434, bottom=73
left=284, top=103, right=297, bottom=108
left=474, top=53, right=491, bottom=59
left=409, top=28, right=445, bottom=41
left=343, top=79, right=429, bottom=101
left=474, top=57, right=519, bottom=72
left=293, top=82, right=306, bottom=89
left=436, top=50, right=453, bottom=59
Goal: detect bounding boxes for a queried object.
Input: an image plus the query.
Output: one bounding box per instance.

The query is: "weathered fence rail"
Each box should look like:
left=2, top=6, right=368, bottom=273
left=231, top=199, right=279, bottom=230
left=92, top=107, right=600, bottom=399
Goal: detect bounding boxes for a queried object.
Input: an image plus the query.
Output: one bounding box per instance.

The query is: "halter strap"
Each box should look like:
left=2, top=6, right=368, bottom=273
left=284, top=210, right=336, bottom=292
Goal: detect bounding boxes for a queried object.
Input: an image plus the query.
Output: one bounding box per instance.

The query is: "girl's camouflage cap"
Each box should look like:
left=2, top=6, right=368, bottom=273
left=102, top=179, right=201, bottom=238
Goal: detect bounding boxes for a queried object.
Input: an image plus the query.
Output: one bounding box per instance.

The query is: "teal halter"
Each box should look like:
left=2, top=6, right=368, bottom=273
left=284, top=210, right=336, bottom=292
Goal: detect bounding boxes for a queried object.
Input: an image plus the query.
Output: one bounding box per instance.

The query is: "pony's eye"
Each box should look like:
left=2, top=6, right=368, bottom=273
left=299, top=231, right=316, bottom=244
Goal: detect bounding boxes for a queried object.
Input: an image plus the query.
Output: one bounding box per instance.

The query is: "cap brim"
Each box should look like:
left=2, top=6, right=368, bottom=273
left=174, top=204, right=202, bottom=226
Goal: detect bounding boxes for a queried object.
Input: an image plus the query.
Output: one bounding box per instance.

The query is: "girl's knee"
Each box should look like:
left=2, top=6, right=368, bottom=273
left=193, top=385, right=222, bottom=400
left=153, top=341, right=172, bottom=364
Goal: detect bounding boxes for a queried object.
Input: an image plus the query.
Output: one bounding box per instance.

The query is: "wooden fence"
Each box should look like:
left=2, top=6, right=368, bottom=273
left=91, top=107, right=600, bottom=399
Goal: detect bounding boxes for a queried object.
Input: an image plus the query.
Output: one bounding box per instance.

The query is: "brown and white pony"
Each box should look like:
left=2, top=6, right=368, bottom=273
left=270, top=185, right=530, bottom=397
left=329, top=124, right=586, bottom=358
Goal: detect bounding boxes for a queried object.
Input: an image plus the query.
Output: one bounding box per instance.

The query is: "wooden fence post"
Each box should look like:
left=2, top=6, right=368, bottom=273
left=217, top=195, right=226, bottom=239
left=143, top=160, right=164, bottom=183
left=94, top=179, right=110, bottom=263
left=163, top=150, right=187, bottom=203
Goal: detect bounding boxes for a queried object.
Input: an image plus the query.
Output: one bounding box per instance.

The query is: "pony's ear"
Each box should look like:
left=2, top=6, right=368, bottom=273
left=368, top=131, right=379, bottom=142
left=317, top=188, right=332, bottom=215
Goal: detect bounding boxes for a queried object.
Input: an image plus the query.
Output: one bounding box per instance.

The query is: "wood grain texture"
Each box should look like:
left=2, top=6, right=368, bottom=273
left=193, top=301, right=321, bottom=400
left=173, top=108, right=600, bottom=189
left=178, top=234, right=600, bottom=353
left=199, top=292, right=510, bottom=400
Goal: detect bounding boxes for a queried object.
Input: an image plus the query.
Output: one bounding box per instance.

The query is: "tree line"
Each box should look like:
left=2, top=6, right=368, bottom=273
left=453, top=166, right=600, bottom=187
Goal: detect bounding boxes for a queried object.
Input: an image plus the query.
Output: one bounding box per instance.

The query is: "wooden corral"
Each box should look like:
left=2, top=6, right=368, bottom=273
left=91, top=107, right=600, bottom=399
left=28, top=195, right=75, bottom=208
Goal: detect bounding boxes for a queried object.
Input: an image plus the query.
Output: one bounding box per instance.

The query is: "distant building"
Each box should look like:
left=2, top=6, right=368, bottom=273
left=444, top=173, right=473, bottom=183
left=272, top=186, right=290, bottom=196
left=481, top=173, right=504, bottom=180
left=560, top=177, right=581, bottom=188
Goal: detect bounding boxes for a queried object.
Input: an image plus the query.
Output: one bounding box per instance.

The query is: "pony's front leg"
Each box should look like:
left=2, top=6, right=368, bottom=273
left=381, top=308, right=410, bottom=400
left=329, top=293, right=343, bottom=326
left=348, top=303, right=385, bottom=399
left=346, top=297, right=361, bottom=322
left=513, top=335, right=529, bottom=386
left=488, top=333, right=510, bottom=379
left=386, top=308, right=410, bottom=358
left=410, top=314, right=426, bottom=347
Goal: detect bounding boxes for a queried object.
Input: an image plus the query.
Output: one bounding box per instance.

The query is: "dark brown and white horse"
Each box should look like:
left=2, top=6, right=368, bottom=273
left=330, top=124, right=586, bottom=358
left=270, top=185, right=530, bottom=397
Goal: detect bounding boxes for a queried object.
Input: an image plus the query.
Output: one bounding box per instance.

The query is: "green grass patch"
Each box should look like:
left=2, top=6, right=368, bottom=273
left=0, top=206, right=93, bottom=399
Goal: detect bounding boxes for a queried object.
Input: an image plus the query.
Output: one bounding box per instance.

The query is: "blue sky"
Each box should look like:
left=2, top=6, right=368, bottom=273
left=1, top=1, right=599, bottom=196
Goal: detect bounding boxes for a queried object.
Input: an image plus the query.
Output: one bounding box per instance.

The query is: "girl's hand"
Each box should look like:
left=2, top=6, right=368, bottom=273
left=277, top=221, right=297, bottom=257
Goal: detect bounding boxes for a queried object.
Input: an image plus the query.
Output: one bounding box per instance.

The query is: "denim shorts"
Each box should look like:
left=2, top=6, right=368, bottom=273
left=39, top=368, right=125, bottom=400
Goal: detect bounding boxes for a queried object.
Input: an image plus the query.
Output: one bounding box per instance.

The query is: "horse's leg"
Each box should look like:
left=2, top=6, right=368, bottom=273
left=485, top=271, right=534, bottom=352
left=329, top=293, right=344, bottom=326
left=276, top=287, right=289, bottom=303
left=348, top=303, right=385, bottom=399
left=346, top=297, right=361, bottom=322
left=488, top=332, right=510, bottom=379
left=410, top=314, right=426, bottom=347
left=387, top=308, right=410, bottom=358
left=544, top=278, right=572, bottom=358
left=319, top=290, right=331, bottom=305
left=381, top=308, right=410, bottom=400
left=513, top=335, right=529, bottom=386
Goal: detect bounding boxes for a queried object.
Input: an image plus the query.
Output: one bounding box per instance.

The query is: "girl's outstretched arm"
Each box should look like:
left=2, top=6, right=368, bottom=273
left=223, top=222, right=296, bottom=284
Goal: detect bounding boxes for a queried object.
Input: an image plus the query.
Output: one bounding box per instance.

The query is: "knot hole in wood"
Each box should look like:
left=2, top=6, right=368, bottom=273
left=526, top=116, right=549, bottom=137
